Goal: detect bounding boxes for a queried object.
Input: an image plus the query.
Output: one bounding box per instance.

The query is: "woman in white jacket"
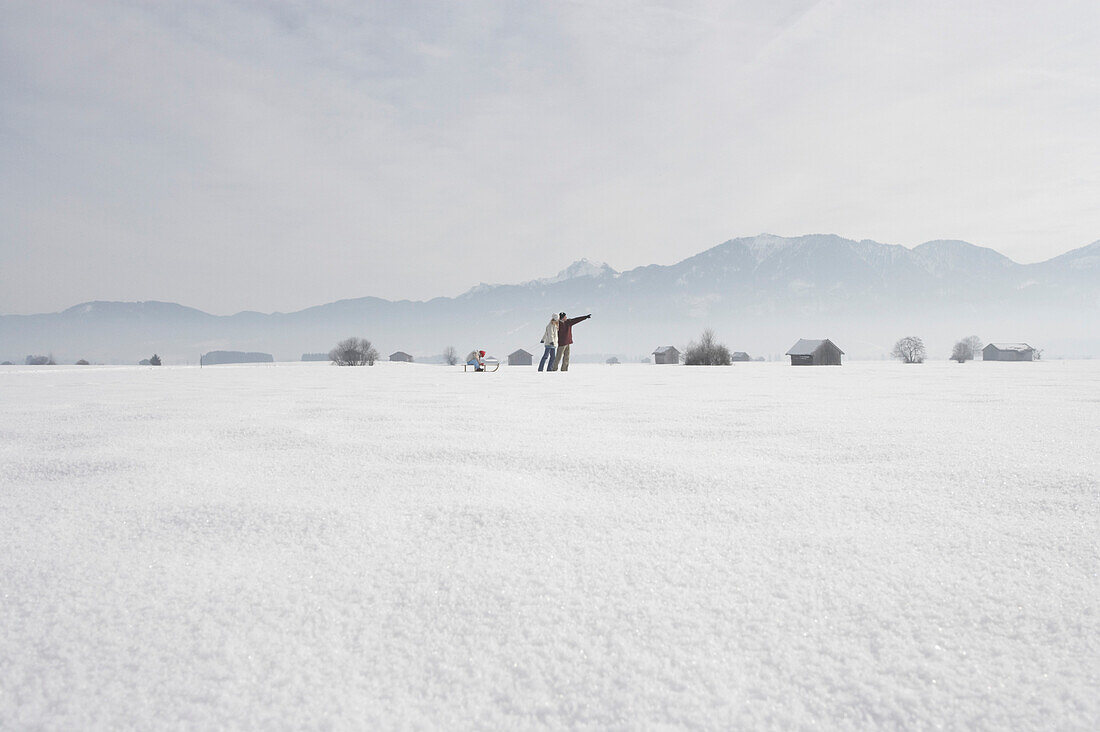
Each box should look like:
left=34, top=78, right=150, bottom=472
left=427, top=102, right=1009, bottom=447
left=538, top=314, right=559, bottom=372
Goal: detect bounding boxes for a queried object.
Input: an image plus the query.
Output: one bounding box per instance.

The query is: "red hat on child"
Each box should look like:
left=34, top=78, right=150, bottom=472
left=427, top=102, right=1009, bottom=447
left=479, top=350, right=485, bottom=356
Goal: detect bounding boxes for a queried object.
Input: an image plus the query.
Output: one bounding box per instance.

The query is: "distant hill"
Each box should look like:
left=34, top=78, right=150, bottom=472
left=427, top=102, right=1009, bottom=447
left=2, top=235, right=1098, bottom=362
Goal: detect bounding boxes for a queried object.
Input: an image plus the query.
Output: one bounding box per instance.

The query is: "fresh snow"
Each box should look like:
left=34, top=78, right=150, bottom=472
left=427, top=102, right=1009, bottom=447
left=1, top=361, right=1097, bottom=728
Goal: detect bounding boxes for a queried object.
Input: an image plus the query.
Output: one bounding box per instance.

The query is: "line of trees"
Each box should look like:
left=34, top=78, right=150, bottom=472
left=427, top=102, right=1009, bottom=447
left=24, top=354, right=104, bottom=365
left=7, top=334, right=1037, bottom=369
left=889, top=335, right=1036, bottom=363
left=327, top=339, right=462, bottom=366
left=889, top=335, right=987, bottom=363
left=677, top=331, right=996, bottom=366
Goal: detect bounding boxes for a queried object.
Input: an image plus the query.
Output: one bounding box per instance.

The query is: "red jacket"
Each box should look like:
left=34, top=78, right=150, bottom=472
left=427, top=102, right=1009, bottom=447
left=557, top=315, right=591, bottom=346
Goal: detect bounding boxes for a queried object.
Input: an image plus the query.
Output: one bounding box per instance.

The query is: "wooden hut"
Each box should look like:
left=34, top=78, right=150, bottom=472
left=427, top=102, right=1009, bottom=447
left=731, top=351, right=751, bottom=362
left=389, top=351, right=414, bottom=363
left=652, top=346, right=680, bottom=364
left=508, top=349, right=533, bottom=366
left=786, top=339, right=843, bottom=366
left=982, top=343, right=1034, bottom=361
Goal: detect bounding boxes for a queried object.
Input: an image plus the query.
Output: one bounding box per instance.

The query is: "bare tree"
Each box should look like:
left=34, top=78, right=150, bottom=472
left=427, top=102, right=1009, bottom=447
left=606, top=356, right=620, bottom=364
left=951, top=335, right=982, bottom=363
left=1034, top=347, right=1044, bottom=360
left=892, top=336, right=926, bottom=364
left=149, top=354, right=162, bottom=366
left=75, top=359, right=90, bottom=365
left=443, top=346, right=458, bottom=366
left=683, top=329, right=732, bottom=365
left=329, top=337, right=378, bottom=366
left=25, top=354, right=54, bottom=365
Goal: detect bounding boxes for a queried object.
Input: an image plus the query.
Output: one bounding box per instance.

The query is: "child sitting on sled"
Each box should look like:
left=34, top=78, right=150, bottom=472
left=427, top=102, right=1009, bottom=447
left=466, top=350, right=486, bottom=371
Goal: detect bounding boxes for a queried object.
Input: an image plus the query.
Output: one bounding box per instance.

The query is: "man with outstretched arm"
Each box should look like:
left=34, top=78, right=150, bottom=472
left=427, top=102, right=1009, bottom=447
left=552, top=312, right=592, bottom=372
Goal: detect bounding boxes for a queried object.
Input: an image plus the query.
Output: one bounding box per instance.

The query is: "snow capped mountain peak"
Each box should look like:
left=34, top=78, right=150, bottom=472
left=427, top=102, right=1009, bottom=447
left=544, top=258, right=618, bottom=284
left=516, top=258, right=619, bottom=288
left=707, top=234, right=846, bottom=265
left=911, top=239, right=1013, bottom=274
left=63, top=300, right=127, bottom=315
left=61, top=300, right=208, bottom=317
left=743, top=233, right=799, bottom=262
left=457, top=259, right=618, bottom=297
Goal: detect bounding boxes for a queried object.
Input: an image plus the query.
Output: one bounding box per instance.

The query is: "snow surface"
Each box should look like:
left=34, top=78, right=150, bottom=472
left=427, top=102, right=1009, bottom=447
left=1, top=360, right=1097, bottom=728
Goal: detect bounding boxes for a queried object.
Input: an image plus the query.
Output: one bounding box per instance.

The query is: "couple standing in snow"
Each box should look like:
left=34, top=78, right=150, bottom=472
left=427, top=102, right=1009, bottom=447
left=539, top=312, right=592, bottom=372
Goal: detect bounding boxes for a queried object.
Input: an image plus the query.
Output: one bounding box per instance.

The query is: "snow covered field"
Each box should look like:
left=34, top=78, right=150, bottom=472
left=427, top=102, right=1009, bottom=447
left=1, top=360, right=1097, bottom=728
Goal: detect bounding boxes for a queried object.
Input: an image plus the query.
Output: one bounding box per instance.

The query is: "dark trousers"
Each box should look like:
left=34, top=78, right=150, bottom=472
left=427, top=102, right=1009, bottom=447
left=538, top=345, right=556, bottom=371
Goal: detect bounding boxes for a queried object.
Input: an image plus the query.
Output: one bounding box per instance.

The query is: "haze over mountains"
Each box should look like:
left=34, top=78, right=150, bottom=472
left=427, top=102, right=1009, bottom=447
left=2, top=234, right=1097, bottom=364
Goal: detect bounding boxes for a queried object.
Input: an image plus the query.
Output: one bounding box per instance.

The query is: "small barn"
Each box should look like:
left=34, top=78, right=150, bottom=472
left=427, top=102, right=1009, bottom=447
left=731, top=351, right=751, bottom=362
left=652, top=346, right=680, bottom=364
left=389, top=351, right=414, bottom=363
left=786, top=339, right=844, bottom=366
left=508, top=349, right=533, bottom=366
left=982, top=343, right=1034, bottom=361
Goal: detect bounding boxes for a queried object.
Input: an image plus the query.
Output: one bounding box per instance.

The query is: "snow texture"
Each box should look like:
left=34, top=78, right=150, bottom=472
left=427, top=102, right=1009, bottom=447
left=1, top=361, right=1097, bottom=728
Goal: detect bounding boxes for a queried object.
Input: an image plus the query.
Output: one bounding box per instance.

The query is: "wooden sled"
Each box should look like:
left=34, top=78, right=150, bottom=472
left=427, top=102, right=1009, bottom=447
left=464, top=358, right=500, bottom=372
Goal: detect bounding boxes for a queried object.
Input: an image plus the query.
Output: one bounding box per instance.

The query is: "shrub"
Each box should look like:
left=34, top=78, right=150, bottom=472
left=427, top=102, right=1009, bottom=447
left=951, top=336, right=982, bottom=363
left=25, top=355, right=54, bottom=365
left=443, top=346, right=458, bottom=366
left=149, top=354, right=162, bottom=366
left=606, top=356, right=620, bottom=365
left=75, top=359, right=90, bottom=365
left=892, top=336, right=926, bottom=364
left=329, top=337, right=378, bottom=366
left=683, top=329, right=731, bottom=365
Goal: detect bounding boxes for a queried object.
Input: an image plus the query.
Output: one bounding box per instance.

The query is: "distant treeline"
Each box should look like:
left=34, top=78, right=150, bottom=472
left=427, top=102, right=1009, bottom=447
left=301, top=353, right=329, bottom=361
left=201, top=351, right=273, bottom=365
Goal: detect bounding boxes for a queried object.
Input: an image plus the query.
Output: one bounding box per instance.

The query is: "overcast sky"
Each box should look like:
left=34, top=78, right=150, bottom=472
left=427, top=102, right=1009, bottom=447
left=2, top=0, right=1098, bottom=315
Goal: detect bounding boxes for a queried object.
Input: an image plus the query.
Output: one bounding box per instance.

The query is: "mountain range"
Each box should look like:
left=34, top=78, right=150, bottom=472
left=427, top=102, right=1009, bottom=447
left=2, top=234, right=1098, bottom=363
